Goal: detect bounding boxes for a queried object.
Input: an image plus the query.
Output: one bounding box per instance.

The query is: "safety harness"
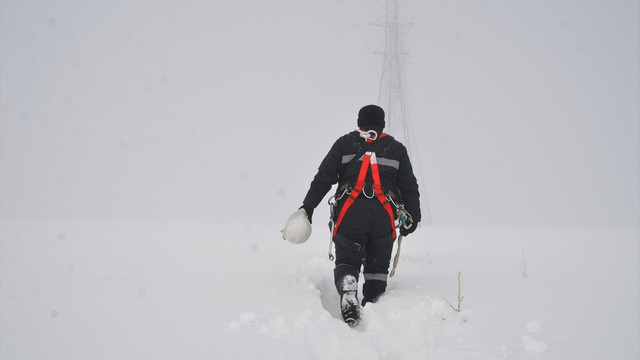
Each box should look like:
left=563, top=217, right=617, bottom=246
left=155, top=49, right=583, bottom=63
left=332, top=130, right=397, bottom=240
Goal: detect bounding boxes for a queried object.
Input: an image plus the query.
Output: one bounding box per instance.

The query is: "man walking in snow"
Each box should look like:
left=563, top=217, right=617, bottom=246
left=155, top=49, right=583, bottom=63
left=298, top=104, right=421, bottom=327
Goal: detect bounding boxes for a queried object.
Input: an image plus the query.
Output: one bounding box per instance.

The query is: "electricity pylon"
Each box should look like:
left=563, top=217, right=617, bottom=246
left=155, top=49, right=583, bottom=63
left=375, top=0, right=433, bottom=225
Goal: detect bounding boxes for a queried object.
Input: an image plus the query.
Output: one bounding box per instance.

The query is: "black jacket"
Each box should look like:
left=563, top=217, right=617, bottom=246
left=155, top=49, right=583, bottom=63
left=302, top=130, right=421, bottom=224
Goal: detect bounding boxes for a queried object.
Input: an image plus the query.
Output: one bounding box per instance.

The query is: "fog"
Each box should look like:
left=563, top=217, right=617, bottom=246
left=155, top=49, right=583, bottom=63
left=1, top=0, right=638, bottom=228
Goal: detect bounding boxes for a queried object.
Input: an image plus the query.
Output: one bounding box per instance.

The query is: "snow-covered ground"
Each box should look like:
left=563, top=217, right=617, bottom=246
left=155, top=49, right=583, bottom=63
left=1, top=218, right=638, bottom=359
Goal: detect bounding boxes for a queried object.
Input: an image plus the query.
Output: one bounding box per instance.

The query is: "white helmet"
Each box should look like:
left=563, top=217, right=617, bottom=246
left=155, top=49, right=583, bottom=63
left=281, top=208, right=312, bottom=244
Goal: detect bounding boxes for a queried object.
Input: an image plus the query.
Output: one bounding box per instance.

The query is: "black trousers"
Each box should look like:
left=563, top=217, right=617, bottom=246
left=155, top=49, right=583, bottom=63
left=333, top=196, right=395, bottom=303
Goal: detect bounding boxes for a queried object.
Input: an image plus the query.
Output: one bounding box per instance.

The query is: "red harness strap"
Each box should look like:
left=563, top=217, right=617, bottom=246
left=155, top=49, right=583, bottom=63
left=332, top=142, right=397, bottom=240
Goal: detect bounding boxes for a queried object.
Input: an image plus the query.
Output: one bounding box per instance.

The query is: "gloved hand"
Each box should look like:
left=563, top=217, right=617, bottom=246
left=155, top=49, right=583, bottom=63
left=299, top=205, right=314, bottom=224
left=400, top=222, right=418, bottom=237
left=399, top=219, right=417, bottom=237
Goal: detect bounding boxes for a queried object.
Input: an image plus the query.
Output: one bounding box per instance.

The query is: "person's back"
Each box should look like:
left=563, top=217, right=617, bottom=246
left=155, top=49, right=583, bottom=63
left=290, top=104, right=421, bottom=327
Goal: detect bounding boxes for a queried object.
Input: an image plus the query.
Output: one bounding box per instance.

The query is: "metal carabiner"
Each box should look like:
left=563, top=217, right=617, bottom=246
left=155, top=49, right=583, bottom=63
left=359, top=129, right=378, bottom=141
left=386, top=194, right=400, bottom=208
left=396, top=208, right=413, bottom=230
left=327, top=197, right=336, bottom=261
left=362, top=186, right=375, bottom=199
left=335, top=186, right=349, bottom=201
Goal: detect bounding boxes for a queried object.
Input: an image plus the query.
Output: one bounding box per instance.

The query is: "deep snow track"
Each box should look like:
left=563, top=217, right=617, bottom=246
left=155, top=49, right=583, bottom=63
left=298, top=258, right=447, bottom=359
left=254, top=254, right=503, bottom=360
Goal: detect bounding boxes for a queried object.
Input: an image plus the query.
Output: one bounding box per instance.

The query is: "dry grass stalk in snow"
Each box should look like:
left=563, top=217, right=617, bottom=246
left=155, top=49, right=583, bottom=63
left=444, top=271, right=464, bottom=312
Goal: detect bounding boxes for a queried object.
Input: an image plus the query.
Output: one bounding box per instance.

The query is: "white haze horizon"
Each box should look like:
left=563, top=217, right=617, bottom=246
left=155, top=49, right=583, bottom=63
left=1, top=0, right=639, bottom=228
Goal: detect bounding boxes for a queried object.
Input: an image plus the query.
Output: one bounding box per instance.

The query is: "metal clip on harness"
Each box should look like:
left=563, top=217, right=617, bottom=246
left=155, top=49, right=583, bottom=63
left=327, top=196, right=336, bottom=261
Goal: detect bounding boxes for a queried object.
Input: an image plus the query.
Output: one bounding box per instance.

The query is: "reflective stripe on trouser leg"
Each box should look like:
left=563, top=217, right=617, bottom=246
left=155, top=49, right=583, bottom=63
left=362, top=274, right=388, bottom=304
left=363, top=273, right=388, bottom=282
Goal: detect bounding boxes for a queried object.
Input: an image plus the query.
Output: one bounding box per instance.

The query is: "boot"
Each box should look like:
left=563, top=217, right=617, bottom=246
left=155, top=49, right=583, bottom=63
left=361, top=278, right=386, bottom=306
left=338, top=275, right=361, bottom=327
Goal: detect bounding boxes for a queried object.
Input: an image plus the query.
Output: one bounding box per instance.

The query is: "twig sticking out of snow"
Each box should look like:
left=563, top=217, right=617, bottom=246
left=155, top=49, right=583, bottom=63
left=444, top=271, right=464, bottom=312
left=522, top=251, right=528, bottom=278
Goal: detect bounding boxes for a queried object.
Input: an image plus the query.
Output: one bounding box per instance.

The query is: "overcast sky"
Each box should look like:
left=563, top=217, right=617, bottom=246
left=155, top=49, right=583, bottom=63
left=1, top=0, right=638, bottom=228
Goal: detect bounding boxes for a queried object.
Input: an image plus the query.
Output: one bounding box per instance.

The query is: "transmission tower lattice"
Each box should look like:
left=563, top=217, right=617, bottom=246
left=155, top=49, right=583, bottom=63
left=375, top=0, right=433, bottom=225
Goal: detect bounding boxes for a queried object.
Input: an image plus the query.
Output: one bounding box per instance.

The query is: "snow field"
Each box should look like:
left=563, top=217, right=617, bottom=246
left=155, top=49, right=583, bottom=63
left=1, top=219, right=638, bottom=359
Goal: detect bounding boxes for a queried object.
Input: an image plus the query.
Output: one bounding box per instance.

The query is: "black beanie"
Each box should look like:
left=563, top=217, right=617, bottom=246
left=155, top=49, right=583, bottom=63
left=357, top=105, right=385, bottom=129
